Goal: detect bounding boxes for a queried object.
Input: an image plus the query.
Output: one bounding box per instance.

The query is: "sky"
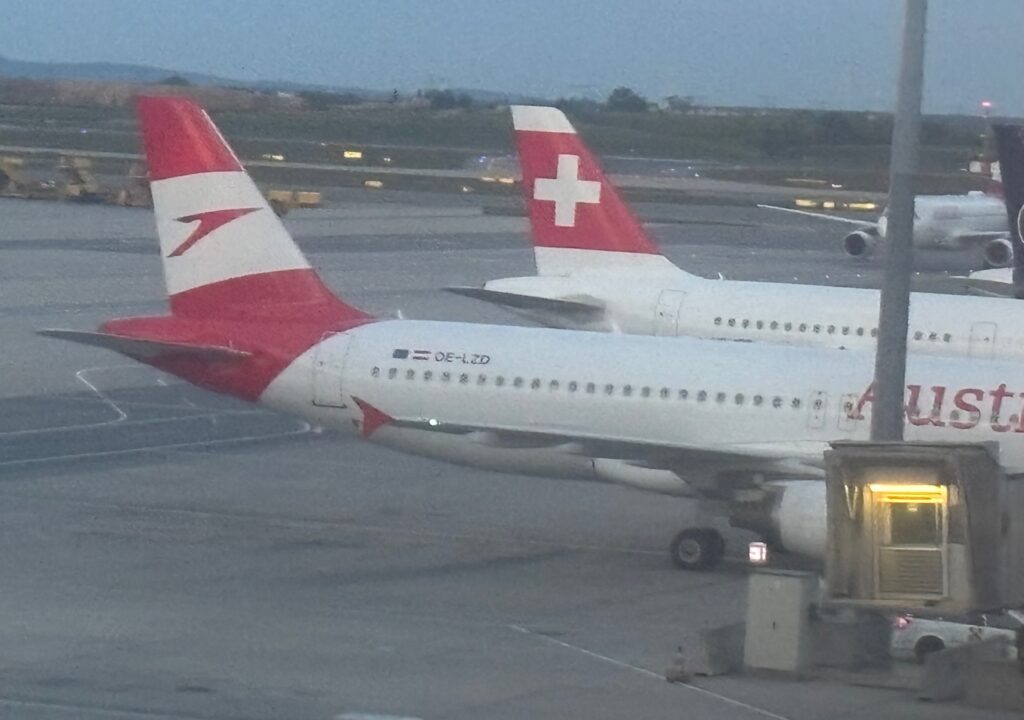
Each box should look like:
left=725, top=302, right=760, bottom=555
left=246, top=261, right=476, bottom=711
left=2, top=0, right=1023, bottom=115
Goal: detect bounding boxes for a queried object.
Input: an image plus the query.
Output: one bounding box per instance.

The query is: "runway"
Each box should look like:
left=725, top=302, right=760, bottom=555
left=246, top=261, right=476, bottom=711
left=0, top=195, right=1008, bottom=719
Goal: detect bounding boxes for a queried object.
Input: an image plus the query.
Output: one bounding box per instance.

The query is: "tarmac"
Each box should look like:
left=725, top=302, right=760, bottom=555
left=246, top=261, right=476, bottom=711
left=0, top=194, right=1012, bottom=719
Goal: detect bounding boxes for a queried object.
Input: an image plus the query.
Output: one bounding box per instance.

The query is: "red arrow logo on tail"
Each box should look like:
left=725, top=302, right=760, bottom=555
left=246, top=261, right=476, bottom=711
left=168, top=207, right=260, bottom=257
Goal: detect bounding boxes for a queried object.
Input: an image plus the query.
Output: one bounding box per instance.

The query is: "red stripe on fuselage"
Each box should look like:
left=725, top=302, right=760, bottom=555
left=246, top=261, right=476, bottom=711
left=103, top=269, right=372, bottom=401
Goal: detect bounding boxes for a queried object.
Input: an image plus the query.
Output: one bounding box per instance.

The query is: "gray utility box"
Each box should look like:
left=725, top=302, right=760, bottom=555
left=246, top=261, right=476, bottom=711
left=824, top=442, right=1024, bottom=614
left=744, top=570, right=819, bottom=673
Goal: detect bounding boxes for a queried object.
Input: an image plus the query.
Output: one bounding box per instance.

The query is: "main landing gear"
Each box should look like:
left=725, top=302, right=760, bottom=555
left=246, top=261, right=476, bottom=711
left=669, top=527, right=725, bottom=570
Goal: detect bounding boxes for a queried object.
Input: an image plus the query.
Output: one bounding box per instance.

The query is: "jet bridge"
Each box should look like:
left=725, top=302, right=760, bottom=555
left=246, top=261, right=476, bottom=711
left=823, top=442, right=1024, bottom=614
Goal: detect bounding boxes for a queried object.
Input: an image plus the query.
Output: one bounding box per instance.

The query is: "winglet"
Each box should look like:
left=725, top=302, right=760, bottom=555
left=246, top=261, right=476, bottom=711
left=352, top=397, right=394, bottom=439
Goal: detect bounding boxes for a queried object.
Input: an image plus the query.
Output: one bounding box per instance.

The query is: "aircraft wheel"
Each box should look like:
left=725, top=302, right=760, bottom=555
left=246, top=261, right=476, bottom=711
left=669, top=527, right=725, bottom=570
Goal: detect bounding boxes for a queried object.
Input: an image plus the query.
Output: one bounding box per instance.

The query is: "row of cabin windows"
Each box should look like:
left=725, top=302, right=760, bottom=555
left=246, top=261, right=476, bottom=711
left=371, top=367, right=803, bottom=409
left=712, top=317, right=953, bottom=344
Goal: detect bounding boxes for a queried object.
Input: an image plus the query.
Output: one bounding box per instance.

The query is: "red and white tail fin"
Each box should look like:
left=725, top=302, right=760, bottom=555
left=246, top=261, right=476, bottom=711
left=138, top=96, right=364, bottom=321
left=512, top=105, right=679, bottom=276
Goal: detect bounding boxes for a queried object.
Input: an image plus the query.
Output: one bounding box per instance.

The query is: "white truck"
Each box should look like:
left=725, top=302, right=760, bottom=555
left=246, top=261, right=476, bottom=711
left=890, top=608, right=1024, bottom=663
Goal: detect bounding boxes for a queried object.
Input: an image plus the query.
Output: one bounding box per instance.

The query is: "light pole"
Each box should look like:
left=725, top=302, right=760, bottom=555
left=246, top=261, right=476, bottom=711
left=871, top=0, right=927, bottom=441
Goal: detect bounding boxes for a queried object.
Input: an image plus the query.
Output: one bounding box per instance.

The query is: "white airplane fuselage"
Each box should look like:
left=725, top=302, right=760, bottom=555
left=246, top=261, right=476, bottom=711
left=887, top=193, right=1008, bottom=250
left=479, top=253, right=1017, bottom=360
left=262, top=318, right=1024, bottom=488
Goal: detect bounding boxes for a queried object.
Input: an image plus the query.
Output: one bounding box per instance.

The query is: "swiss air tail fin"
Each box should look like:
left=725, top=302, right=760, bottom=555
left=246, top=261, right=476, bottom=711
left=992, top=123, right=1024, bottom=290
left=137, top=96, right=369, bottom=323
left=511, top=106, right=679, bottom=276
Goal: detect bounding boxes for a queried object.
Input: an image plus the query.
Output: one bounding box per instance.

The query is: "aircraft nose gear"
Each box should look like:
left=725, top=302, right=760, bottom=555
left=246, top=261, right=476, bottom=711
left=669, top=527, right=725, bottom=570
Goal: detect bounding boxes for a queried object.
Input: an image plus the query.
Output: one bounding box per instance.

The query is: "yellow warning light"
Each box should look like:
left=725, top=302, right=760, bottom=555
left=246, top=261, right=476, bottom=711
left=867, top=483, right=946, bottom=500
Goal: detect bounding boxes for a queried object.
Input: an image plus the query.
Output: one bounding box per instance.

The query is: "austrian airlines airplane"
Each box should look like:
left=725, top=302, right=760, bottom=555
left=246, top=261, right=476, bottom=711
left=448, top=106, right=1022, bottom=362
left=41, top=98, right=1024, bottom=573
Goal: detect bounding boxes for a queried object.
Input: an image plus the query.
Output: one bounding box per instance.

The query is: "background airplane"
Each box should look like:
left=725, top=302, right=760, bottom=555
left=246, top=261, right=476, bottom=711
left=758, top=190, right=1011, bottom=266
left=954, top=123, right=1024, bottom=297
left=448, top=106, right=1024, bottom=364
left=41, top=97, right=1024, bottom=574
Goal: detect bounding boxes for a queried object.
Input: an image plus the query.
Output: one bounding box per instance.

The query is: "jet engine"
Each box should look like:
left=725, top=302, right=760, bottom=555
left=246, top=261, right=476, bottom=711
left=728, top=480, right=826, bottom=559
left=982, top=237, right=1014, bottom=268
left=842, top=229, right=878, bottom=258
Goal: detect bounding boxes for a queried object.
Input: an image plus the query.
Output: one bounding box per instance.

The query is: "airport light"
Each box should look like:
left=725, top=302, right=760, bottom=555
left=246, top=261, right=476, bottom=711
left=866, top=483, right=946, bottom=497
left=748, top=541, right=769, bottom=565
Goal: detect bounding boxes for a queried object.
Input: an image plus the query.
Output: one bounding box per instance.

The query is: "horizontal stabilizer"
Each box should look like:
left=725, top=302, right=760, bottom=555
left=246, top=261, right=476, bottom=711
left=38, top=329, right=251, bottom=361
left=959, top=278, right=1020, bottom=297
left=913, top=271, right=1018, bottom=297
left=388, top=415, right=826, bottom=476
left=445, top=286, right=603, bottom=315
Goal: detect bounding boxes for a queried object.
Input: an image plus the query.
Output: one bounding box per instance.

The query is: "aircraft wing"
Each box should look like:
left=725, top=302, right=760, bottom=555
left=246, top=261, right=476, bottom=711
left=379, top=408, right=825, bottom=480
left=951, top=231, right=1010, bottom=246
left=444, top=286, right=604, bottom=317
left=757, top=204, right=877, bottom=229
left=38, top=329, right=251, bottom=361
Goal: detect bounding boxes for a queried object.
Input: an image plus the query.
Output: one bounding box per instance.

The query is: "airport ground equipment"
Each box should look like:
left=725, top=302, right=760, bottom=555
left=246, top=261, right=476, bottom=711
left=824, top=442, right=1024, bottom=614
left=264, top=189, right=322, bottom=216
left=0, top=155, right=57, bottom=199
left=57, top=156, right=108, bottom=203
left=0, top=155, right=30, bottom=196
left=743, top=569, right=819, bottom=673
left=114, top=161, right=152, bottom=207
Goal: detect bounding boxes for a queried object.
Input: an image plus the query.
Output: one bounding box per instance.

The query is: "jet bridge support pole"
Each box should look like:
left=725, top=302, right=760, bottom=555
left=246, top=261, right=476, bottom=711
left=871, top=0, right=927, bottom=441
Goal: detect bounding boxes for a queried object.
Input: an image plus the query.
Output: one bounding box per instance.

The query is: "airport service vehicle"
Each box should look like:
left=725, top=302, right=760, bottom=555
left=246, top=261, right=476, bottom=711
left=760, top=192, right=1009, bottom=265
left=448, top=106, right=1024, bottom=362
left=890, top=609, right=1023, bottom=663
left=42, top=97, right=1024, bottom=574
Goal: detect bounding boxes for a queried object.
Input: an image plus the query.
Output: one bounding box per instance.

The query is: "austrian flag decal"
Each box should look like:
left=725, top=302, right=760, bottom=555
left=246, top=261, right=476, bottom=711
left=392, top=348, right=431, bottom=360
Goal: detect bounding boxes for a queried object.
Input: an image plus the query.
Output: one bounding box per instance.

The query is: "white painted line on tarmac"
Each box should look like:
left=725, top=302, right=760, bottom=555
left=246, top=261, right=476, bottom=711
left=76, top=365, right=129, bottom=421
left=0, top=365, right=128, bottom=437
left=0, top=695, right=201, bottom=718
left=1, top=364, right=246, bottom=437
left=508, top=625, right=793, bottom=720
left=0, top=419, right=311, bottom=468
